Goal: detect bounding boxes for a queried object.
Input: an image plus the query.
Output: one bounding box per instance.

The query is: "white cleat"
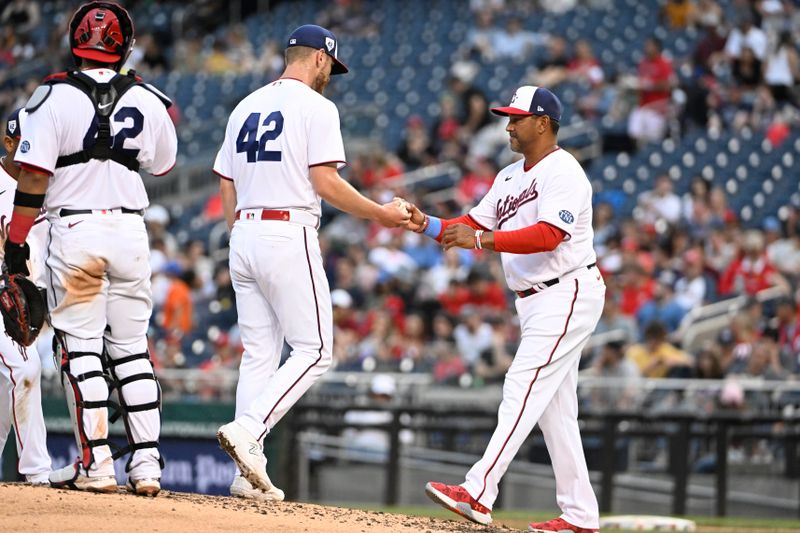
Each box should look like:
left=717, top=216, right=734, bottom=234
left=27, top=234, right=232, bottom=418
left=217, top=421, right=277, bottom=493
left=26, top=473, right=51, bottom=485
left=126, top=477, right=161, bottom=497
left=49, top=460, right=117, bottom=493
left=230, top=474, right=284, bottom=502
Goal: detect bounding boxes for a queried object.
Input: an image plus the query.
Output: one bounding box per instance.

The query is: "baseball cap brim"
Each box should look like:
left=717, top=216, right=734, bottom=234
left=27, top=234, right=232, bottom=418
left=491, top=106, right=533, bottom=117
left=331, top=57, right=349, bottom=75
left=73, top=47, right=122, bottom=64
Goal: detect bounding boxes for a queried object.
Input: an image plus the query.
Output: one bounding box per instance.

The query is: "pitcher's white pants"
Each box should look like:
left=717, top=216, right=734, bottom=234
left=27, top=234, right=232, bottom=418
left=229, top=220, right=333, bottom=442
left=462, top=268, right=605, bottom=529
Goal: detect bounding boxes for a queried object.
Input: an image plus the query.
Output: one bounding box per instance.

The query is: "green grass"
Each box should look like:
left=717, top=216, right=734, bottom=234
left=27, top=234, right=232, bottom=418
left=338, top=503, right=800, bottom=532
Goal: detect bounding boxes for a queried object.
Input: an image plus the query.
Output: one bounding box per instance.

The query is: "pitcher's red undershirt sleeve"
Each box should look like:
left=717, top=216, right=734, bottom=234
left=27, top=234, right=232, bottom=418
left=493, top=221, right=566, bottom=253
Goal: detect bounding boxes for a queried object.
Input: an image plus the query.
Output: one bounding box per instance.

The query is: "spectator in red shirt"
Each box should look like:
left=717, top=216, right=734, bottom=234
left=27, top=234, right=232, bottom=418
left=618, top=263, right=656, bottom=316
left=465, top=270, right=507, bottom=311
left=719, top=230, right=789, bottom=296
left=627, top=37, right=675, bottom=145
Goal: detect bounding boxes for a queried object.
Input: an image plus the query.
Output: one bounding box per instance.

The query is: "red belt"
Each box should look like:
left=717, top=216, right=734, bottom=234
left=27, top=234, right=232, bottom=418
left=235, top=210, right=290, bottom=221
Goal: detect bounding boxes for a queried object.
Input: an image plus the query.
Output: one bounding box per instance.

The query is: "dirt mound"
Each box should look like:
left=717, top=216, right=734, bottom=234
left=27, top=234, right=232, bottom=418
left=0, top=483, right=515, bottom=532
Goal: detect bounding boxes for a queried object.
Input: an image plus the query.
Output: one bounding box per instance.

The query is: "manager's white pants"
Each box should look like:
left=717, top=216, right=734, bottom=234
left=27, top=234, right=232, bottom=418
left=462, top=267, right=605, bottom=529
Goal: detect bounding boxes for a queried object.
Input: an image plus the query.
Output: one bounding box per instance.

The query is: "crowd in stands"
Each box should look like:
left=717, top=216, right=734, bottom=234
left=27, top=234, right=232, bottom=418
left=2, top=1, right=800, bottom=405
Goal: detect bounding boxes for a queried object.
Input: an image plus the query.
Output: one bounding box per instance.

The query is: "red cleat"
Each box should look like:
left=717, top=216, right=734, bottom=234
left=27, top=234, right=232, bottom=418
left=425, top=481, right=492, bottom=525
left=528, top=517, right=599, bottom=532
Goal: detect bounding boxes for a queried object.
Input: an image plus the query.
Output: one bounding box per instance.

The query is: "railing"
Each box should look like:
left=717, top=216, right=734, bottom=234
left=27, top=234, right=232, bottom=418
left=285, top=400, right=800, bottom=517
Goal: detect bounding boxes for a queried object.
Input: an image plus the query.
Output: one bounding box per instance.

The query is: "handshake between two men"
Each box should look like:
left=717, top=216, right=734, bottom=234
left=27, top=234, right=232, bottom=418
left=378, top=197, right=485, bottom=252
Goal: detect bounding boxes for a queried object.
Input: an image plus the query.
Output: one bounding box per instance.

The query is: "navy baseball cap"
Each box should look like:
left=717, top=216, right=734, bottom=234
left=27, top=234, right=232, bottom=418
left=4, top=108, right=21, bottom=138
left=286, top=24, right=349, bottom=75
left=491, top=86, right=562, bottom=122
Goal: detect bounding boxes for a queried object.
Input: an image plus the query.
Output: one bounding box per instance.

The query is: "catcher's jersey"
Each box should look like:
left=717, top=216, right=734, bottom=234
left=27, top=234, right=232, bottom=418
left=14, top=68, right=177, bottom=212
left=213, top=78, right=346, bottom=217
left=468, top=147, right=596, bottom=290
left=0, top=161, right=49, bottom=287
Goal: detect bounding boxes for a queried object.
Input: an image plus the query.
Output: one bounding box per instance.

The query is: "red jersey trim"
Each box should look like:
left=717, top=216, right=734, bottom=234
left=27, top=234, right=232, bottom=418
left=523, top=146, right=561, bottom=172
left=309, top=160, right=347, bottom=168
left=17, top=162, right=53, bottom=176
left=213, top=169, right=233, bottom=181
left=152, top=161, right=176, bottom=177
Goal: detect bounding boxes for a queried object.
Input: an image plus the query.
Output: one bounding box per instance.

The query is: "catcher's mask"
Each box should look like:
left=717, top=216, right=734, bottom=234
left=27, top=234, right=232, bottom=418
left=69, top=1, right=135, bottom=72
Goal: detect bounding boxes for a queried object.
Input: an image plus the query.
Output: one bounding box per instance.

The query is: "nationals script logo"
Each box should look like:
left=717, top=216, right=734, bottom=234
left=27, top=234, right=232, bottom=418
left=496, top=178, right=538, bottom=228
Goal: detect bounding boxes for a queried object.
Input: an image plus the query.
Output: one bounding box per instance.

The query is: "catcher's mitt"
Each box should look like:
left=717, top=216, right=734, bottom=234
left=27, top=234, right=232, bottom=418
left=0, top=274, right=46, bottom=347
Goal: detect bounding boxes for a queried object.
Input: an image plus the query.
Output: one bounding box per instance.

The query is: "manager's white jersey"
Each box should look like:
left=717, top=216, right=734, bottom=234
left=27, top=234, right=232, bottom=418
left=468, top=148, right=596, bottom=290
left=14, top=68, right=177, bottom=212
left=213, top=78, right=346, bottom=217
left=0, top=163, right=49, bottom=287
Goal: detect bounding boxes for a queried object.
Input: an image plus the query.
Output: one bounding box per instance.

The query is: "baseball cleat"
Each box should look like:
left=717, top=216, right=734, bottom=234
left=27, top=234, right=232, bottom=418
left=425, top=481, right=492, bottom=525
left=126, top=477, right=161, bottom=497
left=217, top=421, right=277, bottom=493
left=49, top=460, right=117, bottom=493
left=230, top=474, right=285, bottom=502
left=26, top=473, right=51, bottom=485
left=528, top=517, right=599, bottom=532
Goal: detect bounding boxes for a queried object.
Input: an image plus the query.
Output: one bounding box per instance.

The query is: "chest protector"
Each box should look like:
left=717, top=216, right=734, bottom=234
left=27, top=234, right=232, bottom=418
left=27, top=70, right=171, bottom=172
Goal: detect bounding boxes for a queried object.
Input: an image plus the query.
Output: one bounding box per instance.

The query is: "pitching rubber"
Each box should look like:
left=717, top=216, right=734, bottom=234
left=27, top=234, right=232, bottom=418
left=424, top=482, right=492, bottom=526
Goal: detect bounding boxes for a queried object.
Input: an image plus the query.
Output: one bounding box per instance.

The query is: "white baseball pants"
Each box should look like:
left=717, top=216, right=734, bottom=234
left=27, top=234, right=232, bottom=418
left=0, top=335, right=51, bottom=478
left=46, top=213, right=161, bottom=479
left=229, top=218, right=333, bottom=442
left=462, top=267, right=605, bottom=529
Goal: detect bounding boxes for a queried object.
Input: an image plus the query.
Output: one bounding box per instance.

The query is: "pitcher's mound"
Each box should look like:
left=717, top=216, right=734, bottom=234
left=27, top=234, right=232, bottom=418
left=0, top=483, right=513, bottom=532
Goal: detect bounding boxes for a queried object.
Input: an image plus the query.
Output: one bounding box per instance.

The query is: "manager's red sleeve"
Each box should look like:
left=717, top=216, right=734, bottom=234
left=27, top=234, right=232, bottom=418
left=493, top=222, right=566, bottom=254
left=433, top=214, right=486, bottom=241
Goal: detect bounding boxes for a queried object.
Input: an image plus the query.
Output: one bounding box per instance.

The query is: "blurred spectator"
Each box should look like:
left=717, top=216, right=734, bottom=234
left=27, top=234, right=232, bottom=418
left=424, top=248, right=470, bottom=296
left=1, top=0, right=40, bottom=33
left=332, top=288, right=359, bottom=333
left=662, top=0, right=696, bottom=29
left=729, top=338, right=787, bottom=380
left=763, top=31, right=800, bottom=108
left=775, top=297, right=800, bottom=373
left=674, top=248, right=709, bottom=310
left=467, top=9, right=498, bottom=62
left=492, top=18, right=545, bottom=61
left=397, top=115, right=436, bottom=169
left=692, top=0, right=723, bottom=28
left=724, top=13, right=768, bottom=62
left=594, top=294, right=639, bottom=349
left=589, top=340, right=641, bottom=408
left=162, top=262, right=195, bottom=337
left=765, top=216, right=800, bottom=277
left=627, top=38, right=675, bottom=145
left=719, top=230, right=788, bottom=296
left=694, top=344, right=724, bottom=379
left=636, top=271, right=687, bottom=334
left=465, top=269, right=507, bottom=311
left=204, top=38, right=237, bottom=75
left=474, top=317, right=513, bottom=384
left=635, top=174, right=682, bottom=226
left=453, top=305, right=493, bottom=368
left=626, top=321, right=694, bottom=378
left=618, top=263, right=657, bottom=317
left=432, top=341, right=467, bottom=385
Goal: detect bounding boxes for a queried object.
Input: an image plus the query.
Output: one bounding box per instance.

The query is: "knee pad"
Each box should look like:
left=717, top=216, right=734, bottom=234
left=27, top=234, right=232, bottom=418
left=55, top=330, right=111, bottom=470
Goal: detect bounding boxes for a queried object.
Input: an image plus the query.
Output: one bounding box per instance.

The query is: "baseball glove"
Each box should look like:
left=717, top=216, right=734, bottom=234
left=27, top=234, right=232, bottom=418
left=0, top=274, right=46, bottom=347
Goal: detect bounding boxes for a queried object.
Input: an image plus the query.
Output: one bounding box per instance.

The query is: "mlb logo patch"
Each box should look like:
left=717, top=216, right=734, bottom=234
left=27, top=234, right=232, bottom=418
left=7, top=120, right=16, bottom=135
left=325, top=37, right=335, bottom=52
left=559, top=210, right=574, bottom=224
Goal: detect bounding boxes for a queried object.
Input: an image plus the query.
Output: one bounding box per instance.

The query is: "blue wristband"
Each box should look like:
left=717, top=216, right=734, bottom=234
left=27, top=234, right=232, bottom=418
left=423, top=216, right=442, bottom=239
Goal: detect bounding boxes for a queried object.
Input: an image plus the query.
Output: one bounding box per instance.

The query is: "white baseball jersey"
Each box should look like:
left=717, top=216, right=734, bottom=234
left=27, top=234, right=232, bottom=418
left=468, top=147, right=596, bottom=290
left=213, top=78, right=346, bottom=216
left=0, top=162, right=49, bottom=287
left=14, top=68, right=177, bottom=211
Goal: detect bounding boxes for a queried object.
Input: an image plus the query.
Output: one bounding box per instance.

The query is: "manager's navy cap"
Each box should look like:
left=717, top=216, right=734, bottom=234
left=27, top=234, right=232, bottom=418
left=286, top=24, right=349, bottom=75
left=5, top=108, right=22, bottom=138
left=491, top=85, right=562, bottom=122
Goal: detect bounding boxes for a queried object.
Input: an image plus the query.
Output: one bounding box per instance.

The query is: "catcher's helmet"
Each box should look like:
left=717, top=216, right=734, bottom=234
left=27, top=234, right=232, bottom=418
left=69, top=2, right=134, bottom=71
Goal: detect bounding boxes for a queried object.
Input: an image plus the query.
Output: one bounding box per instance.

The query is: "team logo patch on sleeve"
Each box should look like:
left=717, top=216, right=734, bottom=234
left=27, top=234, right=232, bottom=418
left=20, top=140, right=30, bottom=153
left=559, top=210, right=574, bottom=224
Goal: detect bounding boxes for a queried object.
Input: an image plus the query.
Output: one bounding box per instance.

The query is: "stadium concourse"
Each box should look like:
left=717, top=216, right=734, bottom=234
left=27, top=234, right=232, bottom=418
left=1, top=0, right=800, bottom=485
